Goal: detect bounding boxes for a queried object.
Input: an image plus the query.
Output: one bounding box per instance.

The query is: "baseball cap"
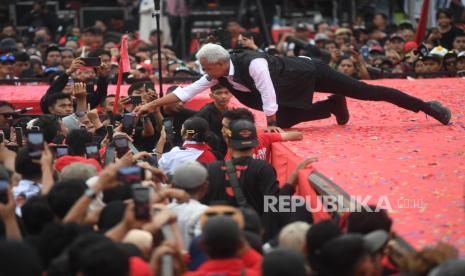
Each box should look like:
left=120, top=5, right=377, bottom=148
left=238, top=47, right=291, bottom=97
left=369, top=44, right=384, bottom=54
left=314, top=33, right=329, bottom=42
left=172, top=160, right=208, bottom=189
left=389, top=33, right=405, bottom=42
left=444, top=50, right=457, bottom=60
left=318, top=230, right=389, bottom=275
left=404, top=41, right=418, bottom=53
left=295, top=23, right=310, bottom=32
left=429, top=46, right=448, bottom=57
left=228, top=119, right=258, bottom=150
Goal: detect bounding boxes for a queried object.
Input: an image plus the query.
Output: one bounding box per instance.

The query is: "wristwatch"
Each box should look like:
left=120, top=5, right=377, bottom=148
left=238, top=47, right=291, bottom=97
left=84, top=188, right=97, bottom=199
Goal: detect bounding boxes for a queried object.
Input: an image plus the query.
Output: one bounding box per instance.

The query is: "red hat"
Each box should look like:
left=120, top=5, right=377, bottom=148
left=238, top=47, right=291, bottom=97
left=129, top=257, right=152, bottom=276
left=54, top=156, right=103, bottom=172
left=404, top=41, right=418, bottom=53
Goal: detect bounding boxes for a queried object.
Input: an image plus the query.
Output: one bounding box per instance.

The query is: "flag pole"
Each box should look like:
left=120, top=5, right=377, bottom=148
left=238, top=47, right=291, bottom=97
left=112, top=34, right=129, bottom=114
left=112, top=58, right=123, bottom=114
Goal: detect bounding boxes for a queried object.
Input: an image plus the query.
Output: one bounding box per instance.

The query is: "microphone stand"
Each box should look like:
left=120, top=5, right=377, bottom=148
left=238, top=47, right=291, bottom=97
left=153, top=0, right=164, bottom=97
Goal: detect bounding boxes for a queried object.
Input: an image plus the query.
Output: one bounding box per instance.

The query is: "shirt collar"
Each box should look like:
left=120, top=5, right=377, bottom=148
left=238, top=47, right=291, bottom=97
left=228, top=59, right=234, bottom=77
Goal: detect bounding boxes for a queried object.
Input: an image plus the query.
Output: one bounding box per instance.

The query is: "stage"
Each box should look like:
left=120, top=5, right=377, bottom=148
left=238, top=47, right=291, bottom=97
left=1, top=78, right=464, bottom=253
left=268, top=78, right=465, bottom=254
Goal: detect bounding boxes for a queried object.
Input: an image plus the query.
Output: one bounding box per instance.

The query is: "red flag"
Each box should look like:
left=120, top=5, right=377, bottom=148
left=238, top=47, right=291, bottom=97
left=415, top=0, right=430, bottom=45
left=113, top=35, right=130, bottom=114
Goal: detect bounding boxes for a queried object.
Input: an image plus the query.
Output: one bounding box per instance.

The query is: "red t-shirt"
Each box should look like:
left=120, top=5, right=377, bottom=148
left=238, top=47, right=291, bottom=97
left=225, top=132, right=282, bottom=162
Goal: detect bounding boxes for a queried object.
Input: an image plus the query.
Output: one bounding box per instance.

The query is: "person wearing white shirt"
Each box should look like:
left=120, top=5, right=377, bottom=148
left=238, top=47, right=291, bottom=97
left=167, top=160, right=209, bottom=250
left=13, top=148, right=44, bottom=216
left=135, top=43, right=451, bottom=128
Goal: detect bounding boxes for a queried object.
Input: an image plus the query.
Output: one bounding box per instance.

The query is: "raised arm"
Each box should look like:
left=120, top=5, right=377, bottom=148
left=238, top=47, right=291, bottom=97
left=134, top=75, right=217, bottom=116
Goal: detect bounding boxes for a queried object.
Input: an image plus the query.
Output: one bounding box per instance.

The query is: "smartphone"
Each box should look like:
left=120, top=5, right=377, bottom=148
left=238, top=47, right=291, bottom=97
left=114, top=135, right=129, bottom=158
left=0, top=131, right=3, bottom=144
left=0, top=180, right=8, bottom=204
left=130, top=96, right=142, bottom=106
left=104, top=146, right=116, bottom=165
left=144, top=154, right=158, bottom=167
left=163, top=118, right=173, bottom=134
left=117, top=166, right=143, bottom=184
left=85, top=143, right=100, bottom=160
left=122, top=113, right=135, bottom=135
left=55, top=145, right=69, bottom=158
left=361, top=45, right=369, bottom=61
left=15, top=127, right=23, bottom=147
left=81, top=57, right=102, bottom=67
left=132, top=185, right=151, bottom=220
left=106, top=125, right=114, bottom=141
left=27, top=130, right=44, bottom=158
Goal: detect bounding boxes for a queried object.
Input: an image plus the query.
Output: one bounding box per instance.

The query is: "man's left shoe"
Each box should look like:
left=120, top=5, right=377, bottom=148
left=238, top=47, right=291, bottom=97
left=424, top=101, right=451, bottom=125
left=329, top=95, right=350, bottom=125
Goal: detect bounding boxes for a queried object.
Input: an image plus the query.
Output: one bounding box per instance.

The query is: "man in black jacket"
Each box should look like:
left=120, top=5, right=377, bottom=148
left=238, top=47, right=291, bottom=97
left=135, top=43, right=451, bottom=129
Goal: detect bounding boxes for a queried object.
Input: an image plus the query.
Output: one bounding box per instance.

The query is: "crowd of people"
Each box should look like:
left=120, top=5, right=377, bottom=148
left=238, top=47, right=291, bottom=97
left=1, top=3, right=465, bottom=83
left=0, top=1, right=464, bottom=276
left=0, top=73, right=463, bottom=275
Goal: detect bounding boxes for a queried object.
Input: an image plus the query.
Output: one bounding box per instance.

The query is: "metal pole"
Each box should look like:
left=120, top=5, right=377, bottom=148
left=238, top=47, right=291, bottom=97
left=153, top=0, right=164, bottom=97
left=254, top=0, right=273, bottom=46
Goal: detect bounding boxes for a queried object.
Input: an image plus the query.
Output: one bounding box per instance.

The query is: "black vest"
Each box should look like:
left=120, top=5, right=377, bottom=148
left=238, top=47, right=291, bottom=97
left=217, top=50, right=317, bottom=111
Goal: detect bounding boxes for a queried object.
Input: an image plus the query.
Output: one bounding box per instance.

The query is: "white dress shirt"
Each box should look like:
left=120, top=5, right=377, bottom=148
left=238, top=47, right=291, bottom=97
left=158, top=141, right=205, bottom=174
left=173, top=59, right=279, bottom=116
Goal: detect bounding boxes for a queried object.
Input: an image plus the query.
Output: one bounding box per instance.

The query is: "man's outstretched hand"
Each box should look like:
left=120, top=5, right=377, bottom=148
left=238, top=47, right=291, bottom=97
left=264, top=126, right=284, bottom=133
left=133, top=103, right=152, bottom=117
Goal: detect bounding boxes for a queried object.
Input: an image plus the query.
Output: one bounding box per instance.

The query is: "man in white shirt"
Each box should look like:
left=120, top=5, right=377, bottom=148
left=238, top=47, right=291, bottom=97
left=135, top=43, right=451, bottom=128
left=13, top=147, right=43, bottom=216
left=167, top=160, right=209, bottom=249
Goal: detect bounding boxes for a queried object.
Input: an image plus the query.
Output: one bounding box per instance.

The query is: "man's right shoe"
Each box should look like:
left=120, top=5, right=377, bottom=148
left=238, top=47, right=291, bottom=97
left=424, top=101, right=451, bottom=125
left=328, top=95, right=350, bottom=125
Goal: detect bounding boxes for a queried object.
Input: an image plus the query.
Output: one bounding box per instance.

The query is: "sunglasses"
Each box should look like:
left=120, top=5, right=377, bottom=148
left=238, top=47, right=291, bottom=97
left=0, top=55, right=15, bottom=62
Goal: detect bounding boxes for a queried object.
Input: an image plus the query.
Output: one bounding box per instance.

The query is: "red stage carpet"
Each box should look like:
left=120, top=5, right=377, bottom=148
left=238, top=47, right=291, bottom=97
left=269, top=78, right=465, bottom=254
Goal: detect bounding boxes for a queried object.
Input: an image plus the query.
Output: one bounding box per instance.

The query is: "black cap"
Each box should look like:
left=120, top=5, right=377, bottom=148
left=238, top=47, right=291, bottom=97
left=228, top=119, right=258, bottom=150
left=319, top=230, right=389, bottom=275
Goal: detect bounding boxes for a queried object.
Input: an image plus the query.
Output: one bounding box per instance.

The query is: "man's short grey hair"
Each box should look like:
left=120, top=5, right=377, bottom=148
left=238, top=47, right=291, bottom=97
left=196, top=43, right=230, bottom=63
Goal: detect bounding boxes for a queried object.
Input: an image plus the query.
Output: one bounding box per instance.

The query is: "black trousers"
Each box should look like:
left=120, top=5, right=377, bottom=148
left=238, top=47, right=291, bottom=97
left=276, top=59, right=427, bottom=128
